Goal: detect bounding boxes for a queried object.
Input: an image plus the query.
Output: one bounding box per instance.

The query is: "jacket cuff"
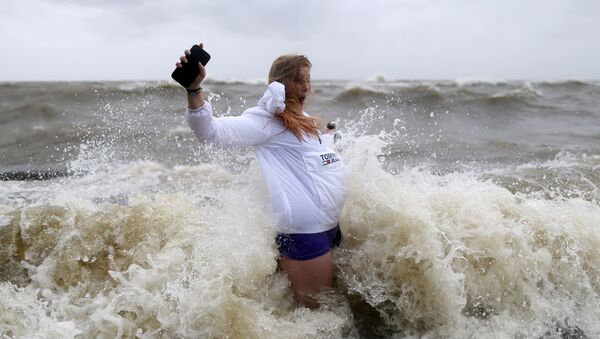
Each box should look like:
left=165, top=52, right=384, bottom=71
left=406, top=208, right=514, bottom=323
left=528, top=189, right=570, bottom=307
left=186, top=101, right=212, bottom=117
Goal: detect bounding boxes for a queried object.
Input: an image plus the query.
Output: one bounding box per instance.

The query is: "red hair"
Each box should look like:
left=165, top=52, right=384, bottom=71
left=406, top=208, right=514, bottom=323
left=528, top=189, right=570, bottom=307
left=268, top=55, right=320, bottom=141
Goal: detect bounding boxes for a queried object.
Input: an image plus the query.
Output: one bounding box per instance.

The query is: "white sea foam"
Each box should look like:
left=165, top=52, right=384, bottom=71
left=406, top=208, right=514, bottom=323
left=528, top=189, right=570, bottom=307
left=2, top=128, right=600, bottom=337
left=454, top=77, right=508, bottom=86
left=2, top=88, right=600, bottom=337
left=332, top=131, right=600, bottom=336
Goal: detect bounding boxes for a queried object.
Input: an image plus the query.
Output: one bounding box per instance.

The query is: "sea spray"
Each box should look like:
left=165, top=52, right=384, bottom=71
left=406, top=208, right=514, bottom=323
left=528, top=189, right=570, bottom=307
left=336, top=133, right=600, bottom=337
left=0, top=162, right=352, bottom=338
left=2, top=79, right=600, bottom=337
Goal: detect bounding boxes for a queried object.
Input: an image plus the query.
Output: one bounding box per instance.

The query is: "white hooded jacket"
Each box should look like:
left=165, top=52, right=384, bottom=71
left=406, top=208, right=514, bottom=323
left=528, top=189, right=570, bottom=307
left=184, top=81, right=349, bottom=234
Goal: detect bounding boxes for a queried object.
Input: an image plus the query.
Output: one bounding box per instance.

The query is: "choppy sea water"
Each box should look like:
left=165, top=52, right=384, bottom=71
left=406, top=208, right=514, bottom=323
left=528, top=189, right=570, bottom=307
left=1, top=79, right=599, bottom=338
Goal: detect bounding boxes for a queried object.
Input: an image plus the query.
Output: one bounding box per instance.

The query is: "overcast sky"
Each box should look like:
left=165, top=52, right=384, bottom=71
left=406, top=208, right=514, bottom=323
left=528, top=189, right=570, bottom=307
left=1, top=0, right=599, bottom=81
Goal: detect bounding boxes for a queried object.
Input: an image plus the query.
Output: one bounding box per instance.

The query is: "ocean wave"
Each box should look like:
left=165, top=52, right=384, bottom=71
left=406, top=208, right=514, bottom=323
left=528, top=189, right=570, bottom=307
left=0, top=284, right=82, bottom=337
left=453, top=77, right=509, bottom=87
left=1, top=130, right=600, bottom=337
left=339, top=166, right=600, bottom=336
left=0, top=82, right=21, bottom=89
left=0, top=161, right=351, bottom=338
left=336, top=135, right=600, bottom=336
left=205, top=78, right=267, bottom=86
left=115, top=81, right=172, bottom=92
left=394, top=83, right=444, bottom=99
left=102, top=81, right=180, bottom=93
left=335, top=84, right=390, bottom=101
left=0, top=170, right=70, bottom=181
left=1, top=80, right=599, bottom=337
left=537, top=79, right=592, bottom=88
left=519, top=150, right=600, bottom=169
left=481, top=149, right=600, bottom=202
left=103, top=79, right=267, bottom=96
left=334, top=83, right=446, bottom=104
left=4, top=102, right=60, bottom=120
left=487, top=82, right=542, bottom=100
left=366, top=74, right=387, bottom=83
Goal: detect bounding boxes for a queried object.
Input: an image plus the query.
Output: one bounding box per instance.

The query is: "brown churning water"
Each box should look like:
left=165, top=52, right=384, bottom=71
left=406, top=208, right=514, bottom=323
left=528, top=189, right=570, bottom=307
left=1, top=79, right=600, bottom=337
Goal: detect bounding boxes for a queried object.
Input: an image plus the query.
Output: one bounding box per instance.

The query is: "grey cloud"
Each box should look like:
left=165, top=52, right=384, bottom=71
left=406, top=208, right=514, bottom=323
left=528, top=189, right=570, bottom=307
left=1, top=0, right=599, bottom=80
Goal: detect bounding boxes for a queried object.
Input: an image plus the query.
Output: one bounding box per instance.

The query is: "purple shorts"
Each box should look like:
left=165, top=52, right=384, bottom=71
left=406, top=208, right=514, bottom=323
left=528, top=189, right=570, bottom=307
left=275, top=225, right=342, bottom=261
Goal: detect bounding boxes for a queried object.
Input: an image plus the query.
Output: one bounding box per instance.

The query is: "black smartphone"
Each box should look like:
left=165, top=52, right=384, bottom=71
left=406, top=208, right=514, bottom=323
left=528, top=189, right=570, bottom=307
left=171, top=45, right=211, bottom=88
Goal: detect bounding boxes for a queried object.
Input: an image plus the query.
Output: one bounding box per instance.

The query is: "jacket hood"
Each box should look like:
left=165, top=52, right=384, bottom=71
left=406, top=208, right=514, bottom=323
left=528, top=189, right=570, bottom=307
left=257, top=81, right=286, bottom=116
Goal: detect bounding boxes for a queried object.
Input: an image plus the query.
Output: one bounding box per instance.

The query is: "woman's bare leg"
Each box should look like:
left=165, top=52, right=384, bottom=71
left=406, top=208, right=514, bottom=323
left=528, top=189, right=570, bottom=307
left=279, top=251, right=333, bottom=308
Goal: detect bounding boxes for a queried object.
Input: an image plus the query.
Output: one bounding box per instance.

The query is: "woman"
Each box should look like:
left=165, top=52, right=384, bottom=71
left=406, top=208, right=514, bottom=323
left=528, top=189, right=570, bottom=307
left=176, top=43, right=349, bottom=307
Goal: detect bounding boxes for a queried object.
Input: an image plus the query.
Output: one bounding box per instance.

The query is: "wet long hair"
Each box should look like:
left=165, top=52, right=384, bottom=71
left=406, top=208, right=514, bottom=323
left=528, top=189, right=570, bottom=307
left=268, top=55, right=320, bottom=141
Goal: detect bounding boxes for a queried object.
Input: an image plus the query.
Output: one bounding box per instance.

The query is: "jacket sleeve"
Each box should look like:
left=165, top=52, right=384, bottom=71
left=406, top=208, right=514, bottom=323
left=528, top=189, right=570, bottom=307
left=184, top=101, right=272, bottom=147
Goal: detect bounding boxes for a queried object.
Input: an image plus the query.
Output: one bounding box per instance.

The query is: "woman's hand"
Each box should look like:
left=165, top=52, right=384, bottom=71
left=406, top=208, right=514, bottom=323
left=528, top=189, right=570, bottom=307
left=176, top=42, right=207, bottom=89
left=177, top=42, right=207, bottom=109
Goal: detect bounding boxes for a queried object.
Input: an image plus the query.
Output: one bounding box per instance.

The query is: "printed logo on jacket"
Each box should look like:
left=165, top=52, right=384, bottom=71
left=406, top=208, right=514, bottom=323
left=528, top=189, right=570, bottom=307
left=320, top=152, right=340, bottom=166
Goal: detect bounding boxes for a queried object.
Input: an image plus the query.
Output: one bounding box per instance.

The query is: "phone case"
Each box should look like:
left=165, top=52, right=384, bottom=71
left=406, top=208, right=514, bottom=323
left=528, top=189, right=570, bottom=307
left=171, top=45, right=211, bottom=88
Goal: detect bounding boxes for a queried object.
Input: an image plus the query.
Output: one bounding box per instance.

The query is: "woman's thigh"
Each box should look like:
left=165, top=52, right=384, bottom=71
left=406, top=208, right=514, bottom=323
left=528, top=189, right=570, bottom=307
left=279, top=251, right=333, bottom=307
